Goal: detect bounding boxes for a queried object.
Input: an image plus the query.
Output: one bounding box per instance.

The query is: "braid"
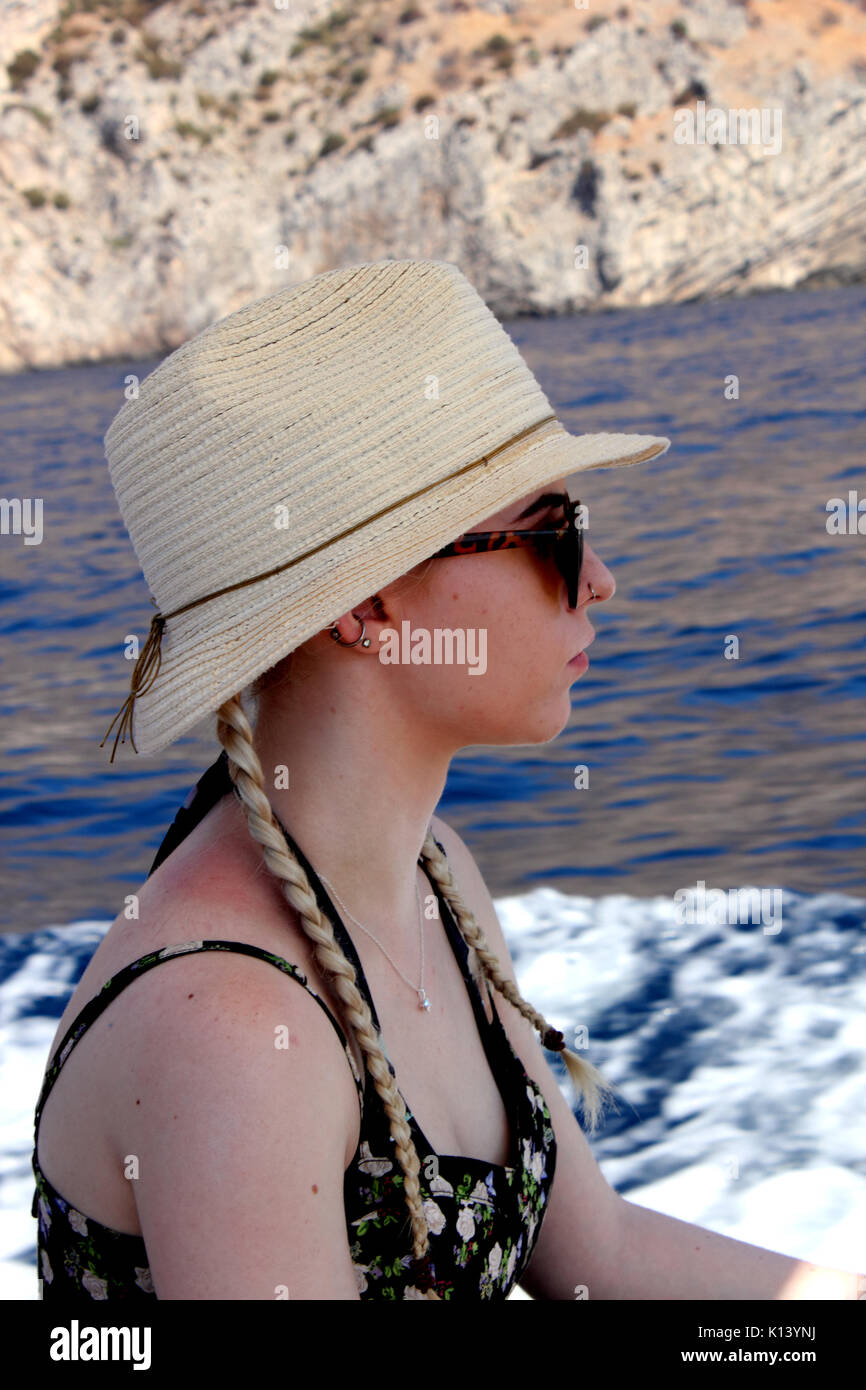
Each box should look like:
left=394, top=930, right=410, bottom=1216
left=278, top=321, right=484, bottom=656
left=215, top=692, right=441, bottom=1299
left=419, top=834, right=621, bottom=1135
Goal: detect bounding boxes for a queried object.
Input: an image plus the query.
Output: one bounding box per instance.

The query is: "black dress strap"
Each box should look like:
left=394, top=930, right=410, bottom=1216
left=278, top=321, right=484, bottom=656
left=33, top=939, right=365, bottom=1144
left=147, top=751, right=233, bottom=879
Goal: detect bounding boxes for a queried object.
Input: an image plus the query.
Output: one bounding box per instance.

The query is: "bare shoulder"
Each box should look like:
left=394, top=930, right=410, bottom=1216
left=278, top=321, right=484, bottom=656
left=92, top=790, right=320, bottom=994
left=98, top=797, right=364, bottom=1153
left=429, top=813, right=627, bottom=1301
left=98, top=845, right=363, bottom=1296
left=120, top=947, right=361, bottom=1297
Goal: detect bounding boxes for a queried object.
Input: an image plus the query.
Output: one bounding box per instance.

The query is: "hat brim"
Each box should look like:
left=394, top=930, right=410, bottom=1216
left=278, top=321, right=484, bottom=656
left=115, top=420, right=670, bottom=757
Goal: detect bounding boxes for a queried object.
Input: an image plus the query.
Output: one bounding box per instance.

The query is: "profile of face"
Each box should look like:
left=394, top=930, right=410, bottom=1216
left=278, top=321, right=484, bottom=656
left=326, top=475, right=617, bottom=754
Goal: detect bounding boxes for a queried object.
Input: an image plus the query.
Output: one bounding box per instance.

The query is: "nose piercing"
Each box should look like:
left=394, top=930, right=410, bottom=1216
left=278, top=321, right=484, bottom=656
left=588, top=583, right=597, bottom=601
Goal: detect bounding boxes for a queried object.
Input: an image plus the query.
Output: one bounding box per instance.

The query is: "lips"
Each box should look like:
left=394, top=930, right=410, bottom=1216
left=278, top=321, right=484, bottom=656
left=570, top=633, right=595, bottom=662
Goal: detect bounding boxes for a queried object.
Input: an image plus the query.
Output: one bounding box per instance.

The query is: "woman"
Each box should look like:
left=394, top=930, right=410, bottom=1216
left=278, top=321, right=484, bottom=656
left=33, top=257, right=654, bottom=1301
left=33, top=259, right=856, bottom=1302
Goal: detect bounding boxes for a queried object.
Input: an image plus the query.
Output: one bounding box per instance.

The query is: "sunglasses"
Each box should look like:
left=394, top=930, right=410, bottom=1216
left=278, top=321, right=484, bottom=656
left=430, top=493, right=585, bottom=610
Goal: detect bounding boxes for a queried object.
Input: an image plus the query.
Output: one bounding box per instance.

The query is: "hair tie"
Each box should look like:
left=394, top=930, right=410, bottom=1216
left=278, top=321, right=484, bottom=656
left=408, top=1254, right=435, bottom=1292
left=542, top=1027, right=565, bottom=1051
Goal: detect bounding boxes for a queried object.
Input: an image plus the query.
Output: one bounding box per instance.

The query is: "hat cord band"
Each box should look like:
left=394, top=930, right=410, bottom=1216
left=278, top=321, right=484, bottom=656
left=100, top=412, right=559, bottom=761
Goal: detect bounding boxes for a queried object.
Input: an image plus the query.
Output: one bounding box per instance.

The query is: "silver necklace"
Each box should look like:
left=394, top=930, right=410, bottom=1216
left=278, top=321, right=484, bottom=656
left=317, top=870, right=431, bottom=1012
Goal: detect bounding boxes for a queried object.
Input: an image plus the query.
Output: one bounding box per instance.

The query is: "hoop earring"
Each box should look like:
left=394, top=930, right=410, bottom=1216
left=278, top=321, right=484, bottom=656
left=330, top=616, right=371, bottom=648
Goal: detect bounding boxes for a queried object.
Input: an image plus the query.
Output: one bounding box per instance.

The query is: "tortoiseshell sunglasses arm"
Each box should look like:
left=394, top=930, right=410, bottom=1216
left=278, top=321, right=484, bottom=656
left=431, top=526, right=564, bottom=558
left=430, top=496, right=581, bottom=559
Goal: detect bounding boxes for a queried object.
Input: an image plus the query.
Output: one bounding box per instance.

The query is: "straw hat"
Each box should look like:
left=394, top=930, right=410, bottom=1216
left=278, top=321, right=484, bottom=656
left=101, top=258, right=670, bottom=761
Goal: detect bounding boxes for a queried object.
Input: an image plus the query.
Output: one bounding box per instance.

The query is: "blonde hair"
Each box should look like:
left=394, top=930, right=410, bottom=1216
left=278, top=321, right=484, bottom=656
left=214, top=571, right=620, bottom=1298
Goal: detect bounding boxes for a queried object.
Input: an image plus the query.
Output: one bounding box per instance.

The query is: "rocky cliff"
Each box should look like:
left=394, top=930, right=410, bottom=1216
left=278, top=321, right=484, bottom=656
left=1, top=0, right=865, bottom=372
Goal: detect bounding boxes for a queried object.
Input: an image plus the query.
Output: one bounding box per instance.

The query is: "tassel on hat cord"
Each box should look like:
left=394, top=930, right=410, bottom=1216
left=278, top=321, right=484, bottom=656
left=99, top=610, right=165, bottom=763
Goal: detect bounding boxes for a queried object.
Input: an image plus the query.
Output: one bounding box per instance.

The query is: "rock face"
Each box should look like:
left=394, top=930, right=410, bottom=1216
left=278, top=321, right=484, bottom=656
left=1, top=0, right=865, bottom=372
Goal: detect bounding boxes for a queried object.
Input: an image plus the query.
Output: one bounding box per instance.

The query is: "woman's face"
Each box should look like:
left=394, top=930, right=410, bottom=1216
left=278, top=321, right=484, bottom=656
left=366, top=475, right=616, bottom=750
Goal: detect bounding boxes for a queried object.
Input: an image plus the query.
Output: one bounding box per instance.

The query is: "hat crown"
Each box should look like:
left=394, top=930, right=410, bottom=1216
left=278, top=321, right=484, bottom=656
left=104, top=258, right=555, bottom=617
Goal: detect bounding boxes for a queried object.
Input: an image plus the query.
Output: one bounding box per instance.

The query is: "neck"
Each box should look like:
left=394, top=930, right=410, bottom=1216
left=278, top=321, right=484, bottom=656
left=249, top=664, right=454, bottom=942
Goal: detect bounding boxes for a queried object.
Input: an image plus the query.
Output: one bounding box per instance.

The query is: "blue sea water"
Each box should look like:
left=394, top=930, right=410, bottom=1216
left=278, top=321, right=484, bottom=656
left=1, top=284, right=864, bottom=1297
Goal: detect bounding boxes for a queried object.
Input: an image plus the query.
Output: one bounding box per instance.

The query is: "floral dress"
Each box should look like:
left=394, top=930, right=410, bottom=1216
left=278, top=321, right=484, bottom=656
left=31, top=754, right=557, bottom=1300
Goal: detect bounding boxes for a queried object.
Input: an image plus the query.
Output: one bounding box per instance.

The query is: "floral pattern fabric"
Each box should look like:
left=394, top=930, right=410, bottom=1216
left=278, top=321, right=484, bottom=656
left=344, top=1070, right=556, bottom=1300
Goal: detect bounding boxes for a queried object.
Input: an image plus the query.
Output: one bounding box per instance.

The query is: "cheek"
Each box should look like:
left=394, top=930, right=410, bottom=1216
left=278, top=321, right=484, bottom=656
left=419, top=559, right=530, bottom=634
left=413, top=559, right=561, bottom=677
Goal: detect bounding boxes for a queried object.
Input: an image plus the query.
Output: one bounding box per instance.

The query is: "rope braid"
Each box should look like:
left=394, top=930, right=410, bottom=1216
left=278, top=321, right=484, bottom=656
left=215, top=693, right=441, bottom=1299
left=215, top=679, right=621, bottom=1298
left=416, top=837, right=621, bottom=1135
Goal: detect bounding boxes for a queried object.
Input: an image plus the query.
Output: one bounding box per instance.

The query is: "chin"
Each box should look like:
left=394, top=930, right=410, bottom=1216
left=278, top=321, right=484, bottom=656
left=454, top=683, right=573, bottom=748
left=514, top=695, right=573, bottom=746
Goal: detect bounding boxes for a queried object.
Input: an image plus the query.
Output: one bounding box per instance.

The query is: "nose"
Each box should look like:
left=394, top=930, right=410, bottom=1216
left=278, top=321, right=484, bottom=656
left=579, top=544, right=615, bottom=607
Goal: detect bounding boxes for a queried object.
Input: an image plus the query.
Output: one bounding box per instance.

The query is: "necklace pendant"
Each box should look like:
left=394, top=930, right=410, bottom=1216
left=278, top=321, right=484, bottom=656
left=418, top=990, right=431, bottom=1011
